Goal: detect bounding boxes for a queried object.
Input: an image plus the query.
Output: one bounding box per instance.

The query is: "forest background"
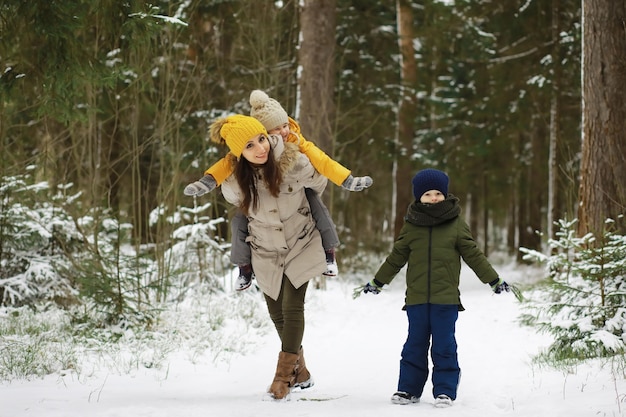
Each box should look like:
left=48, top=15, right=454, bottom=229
left=1, top=0, right=626, bottom=338
left=0, top=0, right=592, bottom=257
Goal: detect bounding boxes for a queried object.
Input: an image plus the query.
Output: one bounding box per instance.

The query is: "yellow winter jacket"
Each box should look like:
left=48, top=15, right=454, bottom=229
left=204, top=117, right=351, bottom=187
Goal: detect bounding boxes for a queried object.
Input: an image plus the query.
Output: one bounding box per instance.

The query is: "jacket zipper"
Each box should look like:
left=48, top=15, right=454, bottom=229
left=427, top=226, right=432, bottom=303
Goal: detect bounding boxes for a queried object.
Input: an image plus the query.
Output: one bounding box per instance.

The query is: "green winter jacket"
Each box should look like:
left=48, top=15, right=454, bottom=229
left=374, top=196, right=499, bottom=309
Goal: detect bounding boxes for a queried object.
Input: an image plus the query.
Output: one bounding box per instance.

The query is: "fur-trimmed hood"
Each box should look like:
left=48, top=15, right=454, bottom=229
left=269, top=134, right=300, bottom=177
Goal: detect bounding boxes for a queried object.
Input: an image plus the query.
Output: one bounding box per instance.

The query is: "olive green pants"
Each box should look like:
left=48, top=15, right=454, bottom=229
left=264, top=276, right=308, bottom=354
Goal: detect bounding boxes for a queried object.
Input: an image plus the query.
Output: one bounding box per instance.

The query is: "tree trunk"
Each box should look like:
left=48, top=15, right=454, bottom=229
left=548, top=0, right=562, bottom=242
left=298, top=0, right=337, bottom=288
left=579, top=0, right=626, bottom=236
left=528, top=123, right=544, bottom=251
left=518, top=128, right=542, bottom=258
left=517, top=164, right=529, bottom=263
left=482, top=166, right=489, bottom=256
left=298, top=0, right=337, bottom=154
left=507, top=187, right=517, bottom=257
left=394, top=0, right=418, bottom=238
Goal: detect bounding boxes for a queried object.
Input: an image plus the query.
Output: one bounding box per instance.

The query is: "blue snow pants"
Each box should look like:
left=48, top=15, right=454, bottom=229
left=397, top=303, right=460, bottom=400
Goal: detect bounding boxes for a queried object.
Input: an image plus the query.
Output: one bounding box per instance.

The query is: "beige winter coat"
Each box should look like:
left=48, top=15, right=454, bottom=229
left=221, top=135, right=328, bottom=300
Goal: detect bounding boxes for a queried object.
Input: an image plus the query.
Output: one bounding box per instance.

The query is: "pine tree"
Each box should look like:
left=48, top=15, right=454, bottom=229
left=520, top=218, right=626, bottom=364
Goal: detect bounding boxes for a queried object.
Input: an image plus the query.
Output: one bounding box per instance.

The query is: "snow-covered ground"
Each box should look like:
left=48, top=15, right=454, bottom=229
left=2, top=263, right=625, bottom=417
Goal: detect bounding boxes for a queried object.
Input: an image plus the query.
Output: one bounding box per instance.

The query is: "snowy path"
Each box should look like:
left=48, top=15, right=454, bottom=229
left=1, top=265, right=624, bottom=417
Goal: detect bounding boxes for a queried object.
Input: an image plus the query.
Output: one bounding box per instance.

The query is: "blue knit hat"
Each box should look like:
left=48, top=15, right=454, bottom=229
left=412, top=169, right=449, bottom=200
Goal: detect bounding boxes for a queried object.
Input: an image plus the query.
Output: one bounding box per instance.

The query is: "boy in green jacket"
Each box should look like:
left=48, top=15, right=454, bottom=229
left=358, top=168, right=512, bottom=408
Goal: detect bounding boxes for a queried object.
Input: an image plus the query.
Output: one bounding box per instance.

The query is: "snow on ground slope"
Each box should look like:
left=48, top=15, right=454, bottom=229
left=1, top=264, right=625, bottom=417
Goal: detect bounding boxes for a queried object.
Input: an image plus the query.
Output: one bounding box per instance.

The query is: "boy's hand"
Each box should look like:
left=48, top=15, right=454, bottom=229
left=341, top=175, right=373, bottom=191
left=184, top=175, right=217, bottom=196
left=363, top=280, right=382, bottom=294
left=489, top=278, right=511, bottom=294
left=352, top=279, right=384, bottom=299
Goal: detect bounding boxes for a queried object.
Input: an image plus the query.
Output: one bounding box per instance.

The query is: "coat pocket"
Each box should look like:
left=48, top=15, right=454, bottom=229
left=245, top=235, right=259, bottom=250
left=296, top=207, right=313, bottom=239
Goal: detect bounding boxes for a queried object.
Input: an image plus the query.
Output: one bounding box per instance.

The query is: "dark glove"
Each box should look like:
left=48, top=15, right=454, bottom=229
left=363, top=280, right=382, bottom=294
left=352, top=279, right=384, bottom=299
left=341, top=175, right=373, bottom=191
left=184, top=174, right=217, bottom=196
left=489, top=278, right=511, bottom=294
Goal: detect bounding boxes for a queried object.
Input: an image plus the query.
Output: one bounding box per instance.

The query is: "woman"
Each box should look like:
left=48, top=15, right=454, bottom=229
left=184, top=89, right=373, bottom=290
left=210, top=114, right=327, bottom=400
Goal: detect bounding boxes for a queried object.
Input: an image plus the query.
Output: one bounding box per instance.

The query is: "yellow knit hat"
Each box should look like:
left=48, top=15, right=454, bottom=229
left=209, top=114, right=267, bottom=158
left=249, top=90, right=289, bottom=131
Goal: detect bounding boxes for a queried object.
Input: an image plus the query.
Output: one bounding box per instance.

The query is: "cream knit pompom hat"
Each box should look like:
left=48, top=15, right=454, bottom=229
left=249, top=90, right=289, bottom=131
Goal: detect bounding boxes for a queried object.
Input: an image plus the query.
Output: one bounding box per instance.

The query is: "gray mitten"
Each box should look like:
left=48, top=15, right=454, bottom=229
left=184, top=174, right=217, bottom=196
left=341, top=175, right=373, bottom=191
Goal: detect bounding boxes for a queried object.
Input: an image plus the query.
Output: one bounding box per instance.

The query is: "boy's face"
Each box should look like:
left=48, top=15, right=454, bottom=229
left=241, top=134, right=270, bottom=165
left=420, top=190, right=445, bottom=204
left=268, top=123, right=290, bottom=141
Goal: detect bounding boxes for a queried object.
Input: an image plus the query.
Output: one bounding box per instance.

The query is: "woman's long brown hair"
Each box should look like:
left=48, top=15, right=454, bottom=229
left=235, top=146, right=282, bottom=216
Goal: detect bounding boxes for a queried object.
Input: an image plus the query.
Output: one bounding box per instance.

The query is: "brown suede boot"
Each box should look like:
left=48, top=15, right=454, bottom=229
left=294, top=346, right=314, bottom=389
left=268, top=351, right=299, bottom=400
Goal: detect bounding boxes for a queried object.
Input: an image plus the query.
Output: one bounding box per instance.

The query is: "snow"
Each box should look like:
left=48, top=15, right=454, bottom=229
left=1, top=263, right=625, bottom=417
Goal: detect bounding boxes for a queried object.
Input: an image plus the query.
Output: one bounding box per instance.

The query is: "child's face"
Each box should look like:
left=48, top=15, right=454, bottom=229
left=268, top=123, right=290, bottom=141
left=420, top=190, right=445, bottom=204
left=241, top=134, right=270, bottom=165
